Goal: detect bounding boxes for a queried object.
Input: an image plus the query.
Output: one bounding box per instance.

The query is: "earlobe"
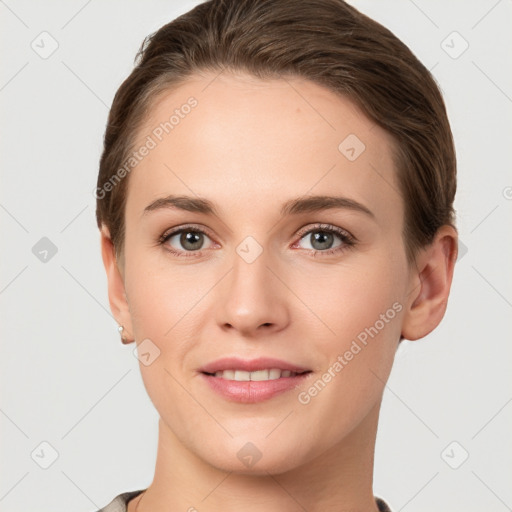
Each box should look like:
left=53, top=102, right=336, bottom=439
left=100, top=225, right=134, bottom=343
left=401, top=225, right=458, bottom=341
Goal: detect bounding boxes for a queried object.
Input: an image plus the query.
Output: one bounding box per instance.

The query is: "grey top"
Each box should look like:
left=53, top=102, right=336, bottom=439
left=96, top=489, right=393, bottom=511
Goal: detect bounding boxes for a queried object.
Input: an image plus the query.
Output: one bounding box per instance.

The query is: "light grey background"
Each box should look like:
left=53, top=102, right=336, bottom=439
left=1, top=1, right=511, bottom=511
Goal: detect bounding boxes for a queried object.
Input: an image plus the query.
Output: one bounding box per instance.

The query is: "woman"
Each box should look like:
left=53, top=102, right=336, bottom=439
left=94, top=0, right=458, bottom=510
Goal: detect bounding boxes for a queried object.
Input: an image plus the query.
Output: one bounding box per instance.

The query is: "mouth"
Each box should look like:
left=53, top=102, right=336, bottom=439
left=199, top=356, right=311, bottom=375
left=198, top=357, right=313, bottom=403
left=202, top=368, right=311, bottom=381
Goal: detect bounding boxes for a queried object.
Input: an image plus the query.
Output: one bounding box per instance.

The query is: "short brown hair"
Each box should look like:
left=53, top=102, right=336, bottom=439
left=96, top=0, right=457, bottom=263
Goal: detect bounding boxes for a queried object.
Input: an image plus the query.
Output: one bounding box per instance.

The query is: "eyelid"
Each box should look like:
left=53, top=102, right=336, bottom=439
left=294, top=222, right=356, bottom=243
left=159, top=223, right=215, bottom=243
left=159, top=222, right=355, bottom=243
left=158, top=224, right=217, bottom=259
left=159, top=222, right=357, bottom=257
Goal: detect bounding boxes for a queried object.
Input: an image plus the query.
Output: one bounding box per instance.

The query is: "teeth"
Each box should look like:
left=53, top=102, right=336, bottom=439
left=221, top=369, right=235, bottom=380
left=234, top=370, right=250, bottom=381
left=268, top=368, right=281, bottom=379
left=212, top=368, right=300, bottom=381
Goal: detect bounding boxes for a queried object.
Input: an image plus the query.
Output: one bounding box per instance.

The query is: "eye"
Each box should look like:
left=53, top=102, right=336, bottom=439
left=294, top=223, right=356, bottom=256
left=159, top=225, right=215, bottom=258
left=159, top=223, right=356, bottom=259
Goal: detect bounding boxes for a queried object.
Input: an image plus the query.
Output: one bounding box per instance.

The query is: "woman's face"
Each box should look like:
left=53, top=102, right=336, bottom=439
left=117, top=72, right=415, bottom=473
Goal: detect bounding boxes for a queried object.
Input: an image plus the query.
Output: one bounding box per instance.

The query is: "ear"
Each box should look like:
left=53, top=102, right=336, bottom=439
left=401, top=225, right=458, bottom=341
left=100, top=225, right=135, bottom=343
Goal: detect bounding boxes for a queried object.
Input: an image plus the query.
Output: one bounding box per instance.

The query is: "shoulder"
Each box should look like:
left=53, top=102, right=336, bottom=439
left=93, top=490, right=390, bottom=512
left=376, top=496, right=393, bottom=512
left=94, top=489, right=145, bottom=512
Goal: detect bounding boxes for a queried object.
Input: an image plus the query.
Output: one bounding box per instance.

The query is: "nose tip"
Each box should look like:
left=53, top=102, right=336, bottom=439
left=217, top=256, right=289, bottom=336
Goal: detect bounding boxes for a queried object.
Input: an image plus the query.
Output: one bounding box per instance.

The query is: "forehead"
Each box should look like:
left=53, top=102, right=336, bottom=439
left=127, top=71, right=402, bottom=226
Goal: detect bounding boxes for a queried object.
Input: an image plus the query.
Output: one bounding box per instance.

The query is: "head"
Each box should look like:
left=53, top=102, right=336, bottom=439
left=97, top=0, right=457, bottom=474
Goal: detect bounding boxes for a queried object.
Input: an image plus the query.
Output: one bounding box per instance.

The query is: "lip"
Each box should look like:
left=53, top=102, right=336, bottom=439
left=198, top=357, right=312, bottom=403
left=200, top=372, right=312, bottom=403
left=199, top=357, right=310, bottom=374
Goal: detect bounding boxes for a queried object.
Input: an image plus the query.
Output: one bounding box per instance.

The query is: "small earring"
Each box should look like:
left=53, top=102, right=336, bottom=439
left=118, top=325, right=131, bottom=344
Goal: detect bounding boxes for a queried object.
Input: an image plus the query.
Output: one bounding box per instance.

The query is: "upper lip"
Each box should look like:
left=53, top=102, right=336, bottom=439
left=199, top=357, right=311, bottom=374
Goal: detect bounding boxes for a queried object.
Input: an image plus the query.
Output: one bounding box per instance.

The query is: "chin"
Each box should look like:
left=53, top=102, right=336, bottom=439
left=198, top=436, right=309, bottom=476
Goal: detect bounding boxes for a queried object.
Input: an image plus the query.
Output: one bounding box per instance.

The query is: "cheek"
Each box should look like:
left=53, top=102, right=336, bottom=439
left=124, top=248, right=202, bottom=337
left=293, top=255, right=406, bottom=347
left=294, top=254, right=405, bottom=403
left=294, top=265, right=404, bottom=446
left=122, top=257, right=203, bottom=423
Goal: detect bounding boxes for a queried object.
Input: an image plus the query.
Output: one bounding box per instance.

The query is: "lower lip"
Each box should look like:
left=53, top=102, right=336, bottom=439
left=200, top=372, right=311, bottom=403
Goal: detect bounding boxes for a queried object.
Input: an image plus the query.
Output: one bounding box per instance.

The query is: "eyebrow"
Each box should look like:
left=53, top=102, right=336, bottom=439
left=142, top=194, right=375, bottom=219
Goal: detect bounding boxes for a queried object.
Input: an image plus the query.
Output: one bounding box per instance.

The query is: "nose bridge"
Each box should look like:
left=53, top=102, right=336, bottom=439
left=217, top=236, right=288, bottom=333
left=232, top=240, right=269, bottom=292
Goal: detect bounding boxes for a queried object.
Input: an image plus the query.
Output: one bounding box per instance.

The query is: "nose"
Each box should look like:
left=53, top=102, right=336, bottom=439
left=216, top=246, right=290, bottom=337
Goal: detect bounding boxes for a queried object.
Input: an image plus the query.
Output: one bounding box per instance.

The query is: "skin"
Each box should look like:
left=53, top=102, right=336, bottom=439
left=100, top=71, right=457, bottom=512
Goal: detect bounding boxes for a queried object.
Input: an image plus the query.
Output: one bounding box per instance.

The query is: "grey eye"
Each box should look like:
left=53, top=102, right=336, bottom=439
left=167, top=230, right=212, bottom=251
left=299, top=230, right=343, bottom=251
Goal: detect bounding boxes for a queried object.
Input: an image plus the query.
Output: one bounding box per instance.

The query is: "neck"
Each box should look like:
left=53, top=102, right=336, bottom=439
left=135, top=402, right=382, bottom=512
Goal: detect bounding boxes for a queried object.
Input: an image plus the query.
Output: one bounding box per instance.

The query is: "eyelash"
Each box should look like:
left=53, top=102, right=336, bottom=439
left=158, top=223, right=356, bottom=259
